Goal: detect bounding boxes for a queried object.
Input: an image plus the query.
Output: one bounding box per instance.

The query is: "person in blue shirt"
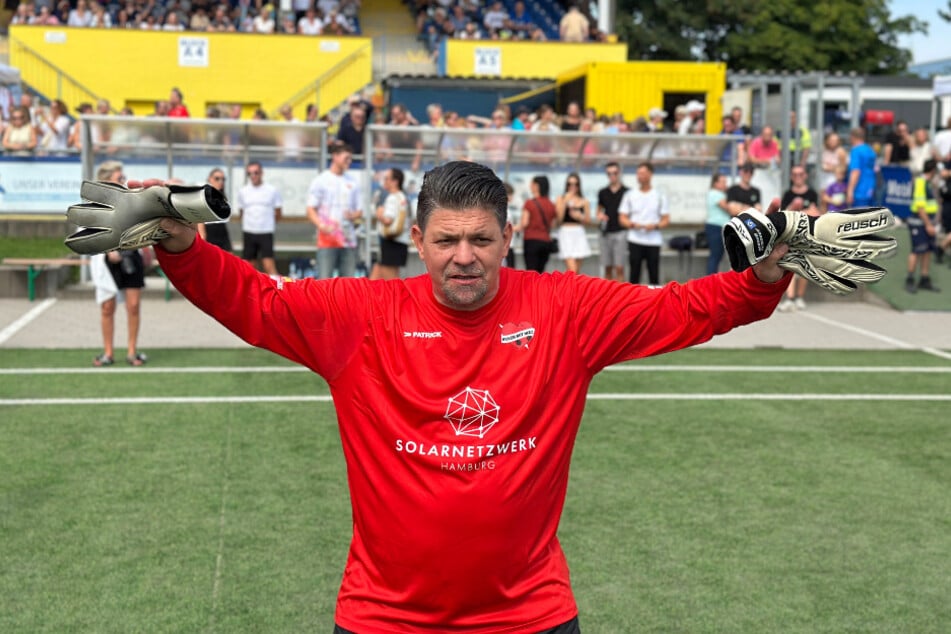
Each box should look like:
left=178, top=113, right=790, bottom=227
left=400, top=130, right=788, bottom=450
left=846, top=127, right=878, bottom=207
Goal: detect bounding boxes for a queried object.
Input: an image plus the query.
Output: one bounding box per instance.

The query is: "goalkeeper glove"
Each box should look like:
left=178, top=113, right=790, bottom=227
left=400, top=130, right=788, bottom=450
left=722, top=207, right=897, bottom=295
left=65, top=181, right=231, bottom=255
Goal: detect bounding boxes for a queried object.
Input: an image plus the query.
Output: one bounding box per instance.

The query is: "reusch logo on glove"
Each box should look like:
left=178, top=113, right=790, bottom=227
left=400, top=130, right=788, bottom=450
left=835, top=213, right=890, bottom=235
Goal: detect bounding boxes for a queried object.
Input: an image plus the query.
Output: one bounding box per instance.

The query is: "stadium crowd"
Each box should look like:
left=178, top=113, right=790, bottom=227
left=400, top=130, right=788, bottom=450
left=7, top=0, right=362, bottom=35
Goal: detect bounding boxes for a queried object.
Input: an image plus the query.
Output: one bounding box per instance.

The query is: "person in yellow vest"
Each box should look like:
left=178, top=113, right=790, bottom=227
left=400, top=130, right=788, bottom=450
left=784, top=111, right=812, bottom=169
left=906, top=159, right=940, bottom=293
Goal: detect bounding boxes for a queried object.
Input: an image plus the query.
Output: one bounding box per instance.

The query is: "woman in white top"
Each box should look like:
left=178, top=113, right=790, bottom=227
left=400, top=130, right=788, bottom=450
left=818, top=132, right=848, bottom=192
left=2, top=106, right=37, bottom=155
left=555, top=172, right=592, bottom=273
left=67, top=0, right=93, bottom=27
left=38, top=99, right=71, bottom=154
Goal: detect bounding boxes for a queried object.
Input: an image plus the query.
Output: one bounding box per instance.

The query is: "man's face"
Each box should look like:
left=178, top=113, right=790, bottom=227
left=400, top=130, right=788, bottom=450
left=606, top=165, right=620, bottom=184
left=331, top=150, right=353, bottom=172
left=761, top=127, right=774, bottom=143
left=412, top=207, right=512, bottom=311
left=636, top=166, right=651, bottom=187
left=247, top=164, right=263, bottom=185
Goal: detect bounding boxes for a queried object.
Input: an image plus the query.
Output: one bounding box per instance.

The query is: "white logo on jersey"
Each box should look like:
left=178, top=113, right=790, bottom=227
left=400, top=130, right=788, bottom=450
left=445, top=387, right=499, bottom=439
left=403, top=331, right=443, bottom=338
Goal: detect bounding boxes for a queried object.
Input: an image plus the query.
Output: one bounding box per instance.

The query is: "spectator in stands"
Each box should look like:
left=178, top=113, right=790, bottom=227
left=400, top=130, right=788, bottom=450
left=720, top=114, right=747, bottom=164
left=678, top=100, right=704, bottom=135
left=336, top=102, right=367, bottom=156
left=456, top=20, right=483, bottom=39
left=90, top=160, right=148, bottom=367
left=91, top=2, right=112, bottom=27
left=323, top=8, right=353, bottom=34
left=163, top=11, right=185, bottom=30
left=68, top=102, right=92, bottom=151
left=253, top=4, right=276, bottom=32
left=189, top=6, right=210, bottom=30
left=197, top=167, right=234, bottom=253
left=33, top=5, right=61, bottom=25
left=781, top=110, right=811, bottom=169
left=448, top=4, right=468, bottom=32
left=747, top=125, right=780, bottom=168
left=559, top=4, right=588, bottom=42
left=561, top=101, right=583, bottom=131
left=37, top=99, right=71, bottom=154
left=646, top=107, right=667, bottom=132
left=531, top=104, right=559, bottom=132
left=482, top=1, right=508, bottom=37
left=54, top=0, right=70, bottom=24
left=528, top=24, right=546, bottom=41
left=307, top=143, right=362, bottom=278
left=510, top=106, right=532, bottom=130
left=388, top=103, right=418, bottom=126
left=2, top=106, right=38, bottom=155
left=209, top=5, right=234, bottom=30
left=731, top=106, right=751, bottom=135
left=508, top=0, right=533, bottom=36
left=671, top=104, right=687, bottom=135
left=298, top=6, right=323, bottom=34
left=168, top=88, right=190, bottom=118
left=67, top=0, right=93, bottom=26
left=10, top=2, right=32, bottom=25
left=821, top=163, right=849, bottom=214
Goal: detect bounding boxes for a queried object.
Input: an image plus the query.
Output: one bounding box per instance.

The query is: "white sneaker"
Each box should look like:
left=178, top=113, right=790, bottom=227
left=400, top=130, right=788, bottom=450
left=777, top=298, right=795, bottom=312
left=794, top=297, right=807, bottom=310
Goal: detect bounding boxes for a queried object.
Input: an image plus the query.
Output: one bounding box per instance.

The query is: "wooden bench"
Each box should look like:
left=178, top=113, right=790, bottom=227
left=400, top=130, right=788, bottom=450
left=1, top=257, right=87, bottom=301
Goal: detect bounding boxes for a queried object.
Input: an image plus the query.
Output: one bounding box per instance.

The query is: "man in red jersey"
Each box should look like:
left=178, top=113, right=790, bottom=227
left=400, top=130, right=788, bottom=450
left=148, top=161, right=791, bottom=633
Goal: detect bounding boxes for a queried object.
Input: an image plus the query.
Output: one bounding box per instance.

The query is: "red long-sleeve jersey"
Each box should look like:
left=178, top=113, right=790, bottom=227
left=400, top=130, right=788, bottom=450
left=157, top=238, right=787, bottom=632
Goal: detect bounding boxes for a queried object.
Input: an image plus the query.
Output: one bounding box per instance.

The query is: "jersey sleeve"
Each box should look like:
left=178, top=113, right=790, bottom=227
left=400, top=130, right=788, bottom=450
left=561, top=269, right=789, bottom=373
left=155, top=237, right=369, bottom=379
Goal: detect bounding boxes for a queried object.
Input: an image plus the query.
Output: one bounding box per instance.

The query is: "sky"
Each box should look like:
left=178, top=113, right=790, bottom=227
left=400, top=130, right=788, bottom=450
left=892, top=0, right=951, bottom=63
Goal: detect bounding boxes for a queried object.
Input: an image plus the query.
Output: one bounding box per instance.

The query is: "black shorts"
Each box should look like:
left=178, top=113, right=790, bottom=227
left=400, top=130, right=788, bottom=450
left=107, top=250, right=145, bottom=289
left=242, top=232, right=275, bottom=260
left=379, top=238, right=408, bottom=267
left=334, top=616, right=580, bottom=633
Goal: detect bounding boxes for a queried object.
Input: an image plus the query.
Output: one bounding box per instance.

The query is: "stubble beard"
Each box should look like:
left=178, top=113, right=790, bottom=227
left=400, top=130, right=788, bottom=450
left=441, top=267, right=488, bottom=309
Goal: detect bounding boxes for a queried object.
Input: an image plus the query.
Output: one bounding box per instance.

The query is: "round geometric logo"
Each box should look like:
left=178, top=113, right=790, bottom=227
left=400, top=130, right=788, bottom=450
left=445, top=387, right=500, bottom=439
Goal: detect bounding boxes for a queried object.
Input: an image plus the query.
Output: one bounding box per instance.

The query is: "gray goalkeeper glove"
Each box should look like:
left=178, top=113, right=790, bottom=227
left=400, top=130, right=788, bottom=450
left=722, top=207, right=897, bottom=295
left=65, top=181, right=231, bottom=255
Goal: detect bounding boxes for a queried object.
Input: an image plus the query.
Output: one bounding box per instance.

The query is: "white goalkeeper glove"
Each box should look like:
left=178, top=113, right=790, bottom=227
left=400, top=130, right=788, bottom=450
left=65, top=181, right=231, bottom=255
left=722, top=207, right=897, bottom=295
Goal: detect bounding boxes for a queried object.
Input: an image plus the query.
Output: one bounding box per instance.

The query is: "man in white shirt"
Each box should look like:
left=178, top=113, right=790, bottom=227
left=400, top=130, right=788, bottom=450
left=933, top=116, right=951, bottom=161
left=236, top=161, right=284, bottom=275
left=619, top=162, right=670, bottom=286
left=306, top=144, right=363, bottom=278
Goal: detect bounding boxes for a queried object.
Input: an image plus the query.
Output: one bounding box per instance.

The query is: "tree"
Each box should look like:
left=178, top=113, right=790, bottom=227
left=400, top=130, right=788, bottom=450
left=616, top=0, right=927, bottom=74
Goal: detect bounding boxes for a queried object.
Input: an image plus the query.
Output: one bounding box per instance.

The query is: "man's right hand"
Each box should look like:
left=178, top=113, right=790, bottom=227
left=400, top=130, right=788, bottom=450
left=157, top=218, right=197, bottom=253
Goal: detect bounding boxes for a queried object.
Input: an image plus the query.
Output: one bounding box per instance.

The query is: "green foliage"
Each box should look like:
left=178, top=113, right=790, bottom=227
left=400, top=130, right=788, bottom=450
left=0, top=236, right=74, bottom=259
left=616, top=0, right=928, bottom=73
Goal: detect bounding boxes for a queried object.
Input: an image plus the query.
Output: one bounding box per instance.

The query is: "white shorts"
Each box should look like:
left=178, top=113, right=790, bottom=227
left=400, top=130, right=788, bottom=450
left=558, top=224, right=591, bottom=260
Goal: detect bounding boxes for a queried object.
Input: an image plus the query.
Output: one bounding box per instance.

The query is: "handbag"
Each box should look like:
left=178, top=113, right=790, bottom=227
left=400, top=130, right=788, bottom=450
left=534, top=200, right=559, bottom=253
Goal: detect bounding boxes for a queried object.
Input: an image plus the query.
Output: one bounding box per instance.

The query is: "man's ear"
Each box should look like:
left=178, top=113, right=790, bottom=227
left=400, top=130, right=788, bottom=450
left=411, top=224, right=425, bottom=261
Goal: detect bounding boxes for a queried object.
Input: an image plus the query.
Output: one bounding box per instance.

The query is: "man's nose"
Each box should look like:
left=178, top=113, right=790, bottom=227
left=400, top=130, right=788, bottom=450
left=452, top=240, right=476, bottom=264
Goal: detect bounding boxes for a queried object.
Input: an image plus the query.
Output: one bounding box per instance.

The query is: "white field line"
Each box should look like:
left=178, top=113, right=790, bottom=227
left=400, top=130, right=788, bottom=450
left=208, top=423, right=232, bottom=632
left=798, top=310, right=951, bottom=361
left=3, top=393, right=951, bottom=406
left=0, top=298, right=57, bottom=345
left=2, top=364, right=951, bottom=376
